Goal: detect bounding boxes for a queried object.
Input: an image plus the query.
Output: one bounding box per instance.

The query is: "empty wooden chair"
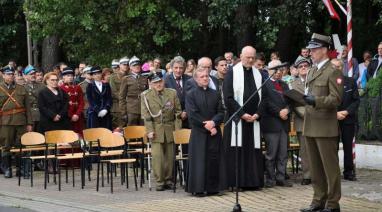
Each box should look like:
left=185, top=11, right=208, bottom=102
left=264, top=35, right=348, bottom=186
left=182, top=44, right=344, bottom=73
left=172, top=129, right=191, bottom=192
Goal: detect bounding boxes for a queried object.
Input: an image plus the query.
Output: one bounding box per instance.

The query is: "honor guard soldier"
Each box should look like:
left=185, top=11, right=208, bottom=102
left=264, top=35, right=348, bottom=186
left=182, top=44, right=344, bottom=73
left=23, top=65, right=44, bottom=131
left=141, top=72, right=182, bottom=191
left=79, top=66, right=92, bottom=122
left=111, top=59, right=120, bottom=74
left=300, top=33, right=343, bottom=212
left=109, top=57, right=129, bottom=130
left=0, top=66, right=32, bottom=178
left=119, top=56, right=149, bottom=125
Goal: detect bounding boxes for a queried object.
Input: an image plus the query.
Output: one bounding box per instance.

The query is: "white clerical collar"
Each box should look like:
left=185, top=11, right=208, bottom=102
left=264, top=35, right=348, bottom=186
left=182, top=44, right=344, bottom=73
left=317, top=59, right=329, bottom=70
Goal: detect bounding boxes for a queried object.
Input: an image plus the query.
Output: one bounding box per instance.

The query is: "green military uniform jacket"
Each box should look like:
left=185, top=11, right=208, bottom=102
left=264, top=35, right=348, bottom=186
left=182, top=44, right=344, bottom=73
left=24, top=82, right=44, bottom=122
left=303, top=60, right=343, bottom=137
left=291, top=77, right=305, bottom=132
left=0, top=82, right=32, bottom=126
left=109, top=72, right=124, bottom=113
left=79, top=80, right=90, bottom=111
left=141, top=88, right=182, bottom=143
left=119, top=73, right=148, bottom=116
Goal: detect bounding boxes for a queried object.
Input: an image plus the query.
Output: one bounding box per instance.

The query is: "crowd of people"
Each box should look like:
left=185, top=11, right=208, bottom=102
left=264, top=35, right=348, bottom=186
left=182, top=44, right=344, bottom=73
left=1, top=33, right=381, bottom=212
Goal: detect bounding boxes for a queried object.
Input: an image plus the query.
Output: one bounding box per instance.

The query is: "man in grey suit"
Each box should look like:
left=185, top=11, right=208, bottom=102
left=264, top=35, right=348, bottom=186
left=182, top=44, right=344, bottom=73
left=291, top=57, right=311, bottom=185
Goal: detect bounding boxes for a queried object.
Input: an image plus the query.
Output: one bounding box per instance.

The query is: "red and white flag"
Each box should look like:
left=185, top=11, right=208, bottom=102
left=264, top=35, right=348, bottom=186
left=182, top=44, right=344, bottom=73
left=322, top=0, right=340, bottom=21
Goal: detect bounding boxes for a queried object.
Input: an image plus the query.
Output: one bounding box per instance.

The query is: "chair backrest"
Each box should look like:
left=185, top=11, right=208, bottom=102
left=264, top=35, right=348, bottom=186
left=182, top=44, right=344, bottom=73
left=21, top=132, right=45, bottom=146
left=45, top=130, right=79, bottom=145
left=173, top=129, right=191, bottom=145
left=123, top=126, right=146, bottom=140
left=99, top=133, right=125, bottom=148
left=83, top=128, right=112, bottom=143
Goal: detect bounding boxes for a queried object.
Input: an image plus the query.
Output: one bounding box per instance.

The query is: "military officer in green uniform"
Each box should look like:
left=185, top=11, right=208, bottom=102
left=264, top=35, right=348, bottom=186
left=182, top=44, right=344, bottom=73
left=78, top=66, right=92, bottom=122
left=141, top=73, right=182, bottom=191
left=109, top=57, right=129, bottom=130
left=0, top=66, right=32, bottom=178
left=119, top=56, right=149, bottom=126
left=23, top=65, right=44, bottom=131
left=300, top=33, right=343, bottom=212
left=111, top=59, right=120, bottom=74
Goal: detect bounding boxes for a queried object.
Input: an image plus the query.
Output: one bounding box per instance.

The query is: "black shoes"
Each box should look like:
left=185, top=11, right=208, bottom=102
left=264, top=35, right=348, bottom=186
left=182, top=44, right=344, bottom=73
left=301, top=179, right=312, bottom=185
left=300, top=205, right=324, bottom=212
left=344, top=175, right=357, bottom=181
left=276, top=180, right=293, bottom=187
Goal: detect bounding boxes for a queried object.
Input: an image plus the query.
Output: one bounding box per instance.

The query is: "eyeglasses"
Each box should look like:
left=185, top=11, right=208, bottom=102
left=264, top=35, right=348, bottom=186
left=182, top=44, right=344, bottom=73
left=297, top=64, right=309, bottom=69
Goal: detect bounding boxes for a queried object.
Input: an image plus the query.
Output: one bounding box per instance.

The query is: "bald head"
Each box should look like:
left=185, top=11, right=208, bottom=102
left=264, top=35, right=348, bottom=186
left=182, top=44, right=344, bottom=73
left=197, top=57, right=213, bottom=73
left=240, top=46, right=256, bottom=68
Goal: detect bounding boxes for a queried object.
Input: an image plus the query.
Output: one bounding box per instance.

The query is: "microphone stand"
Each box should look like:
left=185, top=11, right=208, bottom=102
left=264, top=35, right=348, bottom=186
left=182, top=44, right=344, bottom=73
left=225, top=70, right=275, bottom=212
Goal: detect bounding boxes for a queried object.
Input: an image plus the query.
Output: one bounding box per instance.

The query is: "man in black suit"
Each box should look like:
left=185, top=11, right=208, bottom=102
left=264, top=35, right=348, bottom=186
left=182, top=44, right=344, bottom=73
left=164, top=56, right=191, bottom=128
left=184, top=57, right=219, bottom=95
left=261, top=60, right=292, bottom=188
left=332, top=59, right=360, bottom=181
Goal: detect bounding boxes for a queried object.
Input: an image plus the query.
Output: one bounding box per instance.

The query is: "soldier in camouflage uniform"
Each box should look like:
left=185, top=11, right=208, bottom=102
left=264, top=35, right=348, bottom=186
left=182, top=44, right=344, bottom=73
left=0, top=66, right=32, bottom=178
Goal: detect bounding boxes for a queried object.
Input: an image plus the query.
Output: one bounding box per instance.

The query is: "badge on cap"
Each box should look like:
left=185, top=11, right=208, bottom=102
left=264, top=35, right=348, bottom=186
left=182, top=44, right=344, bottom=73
left=336, top=78, right=342, bottom=85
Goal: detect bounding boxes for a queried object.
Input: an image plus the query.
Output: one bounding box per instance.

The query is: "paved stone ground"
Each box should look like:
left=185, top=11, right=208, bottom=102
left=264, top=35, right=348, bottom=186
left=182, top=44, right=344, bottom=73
left=0, top=168, right=381, bottom=212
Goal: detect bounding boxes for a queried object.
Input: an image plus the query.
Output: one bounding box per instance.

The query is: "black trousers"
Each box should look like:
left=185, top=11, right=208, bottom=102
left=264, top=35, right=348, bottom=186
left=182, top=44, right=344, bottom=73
left=339, top=123, right=356, bottom=176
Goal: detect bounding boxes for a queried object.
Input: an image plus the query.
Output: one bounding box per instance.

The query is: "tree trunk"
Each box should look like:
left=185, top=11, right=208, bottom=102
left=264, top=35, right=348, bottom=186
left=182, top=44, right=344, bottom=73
left=234, top=4, right=257, bottom=53
left=41, top=35, right=60, bottom=73
left=275, top=25, right=294, bottom=62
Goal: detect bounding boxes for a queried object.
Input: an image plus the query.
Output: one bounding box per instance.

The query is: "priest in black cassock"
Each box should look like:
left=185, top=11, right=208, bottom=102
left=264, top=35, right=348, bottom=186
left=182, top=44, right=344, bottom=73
left=223, top=46, right=265, bottom=190
left=185, top=68, right=225, bottom=197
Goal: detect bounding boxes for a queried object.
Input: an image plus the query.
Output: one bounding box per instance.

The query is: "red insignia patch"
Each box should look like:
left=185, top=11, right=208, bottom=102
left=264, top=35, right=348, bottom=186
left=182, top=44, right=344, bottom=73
left=336, top=78, right=342, bottom=85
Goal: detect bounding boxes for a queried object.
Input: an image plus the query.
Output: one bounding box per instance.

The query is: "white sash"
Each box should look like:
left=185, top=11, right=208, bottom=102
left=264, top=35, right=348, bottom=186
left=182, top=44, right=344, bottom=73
left=231, top=62, right=262, bottom=149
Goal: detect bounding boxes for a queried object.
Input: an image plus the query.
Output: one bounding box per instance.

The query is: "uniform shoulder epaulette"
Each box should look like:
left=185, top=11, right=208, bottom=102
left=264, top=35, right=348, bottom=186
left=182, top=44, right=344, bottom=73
left=141, top=89, right=152, bottom=96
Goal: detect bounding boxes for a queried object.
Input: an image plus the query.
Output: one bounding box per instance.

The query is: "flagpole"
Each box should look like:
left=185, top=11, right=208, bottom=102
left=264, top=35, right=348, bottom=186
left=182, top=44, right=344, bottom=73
left=347, top=0, right=356, bottom=172
left=347, top=0, right=353, bottom=77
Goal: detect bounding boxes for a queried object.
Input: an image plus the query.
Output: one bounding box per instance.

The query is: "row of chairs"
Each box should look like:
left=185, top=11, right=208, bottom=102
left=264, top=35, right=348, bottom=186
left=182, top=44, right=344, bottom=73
left=14, top=126, right=191, bottom=193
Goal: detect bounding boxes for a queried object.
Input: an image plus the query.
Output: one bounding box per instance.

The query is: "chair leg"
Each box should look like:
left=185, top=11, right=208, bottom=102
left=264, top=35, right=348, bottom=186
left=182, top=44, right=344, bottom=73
left=126, top=163, right=129, bottom=189
left=96, top=161, right=100, bottom=192
left=65, top=165, right=68, bottom=183
left=140, top=155, right=144, bottom=187
left=44, top=159, right=47, bottom=190
left=72, top=160, right=75, bottom=187
left=18, top=154, right=21, bottom=186
left=58, top=160, right=61, bottom=191
left=87, top=158, right=91, bottom=181
left=81, top=159, right=85, bottom=189
left=30, top=160, right=33, bottom=187
left=121, top=163, right=124, bottom=185
left=173, top=161, right=177, bottom=193
left=133, top=162, right=138, bottom=191
left=110, top=164, right=113, bottom=193
left=106, top=163, right=109, bottom=184
left=101, top=163, right=104, bottom=187
left=53, top=159, right=57, bottom=185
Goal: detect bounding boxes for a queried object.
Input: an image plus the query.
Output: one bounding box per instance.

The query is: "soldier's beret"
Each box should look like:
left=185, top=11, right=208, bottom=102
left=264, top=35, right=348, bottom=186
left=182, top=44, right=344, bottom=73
left=1, top=66, right=15, bottom=74
left=23, top=65, right=36, bottom=75
left=61, top=67, right=74, bottom=76
left=119, top=57, right=130, bottom=65
left=129, top=56, right=140, bottom=66
left=306, top=33, right=332, bottom=49
left=89, top=66, right=102, bottom=75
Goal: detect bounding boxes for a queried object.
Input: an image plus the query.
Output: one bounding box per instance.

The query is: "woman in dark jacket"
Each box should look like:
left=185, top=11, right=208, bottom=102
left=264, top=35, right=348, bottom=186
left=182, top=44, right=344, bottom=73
left=86, top=66, right=112, bottom=130
left=38, top=72, right=70, bottom=133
